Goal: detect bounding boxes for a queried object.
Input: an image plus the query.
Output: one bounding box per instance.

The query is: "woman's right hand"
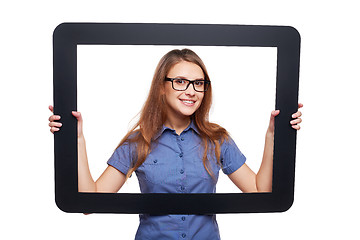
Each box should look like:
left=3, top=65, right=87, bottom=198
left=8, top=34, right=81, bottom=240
left=48, top=105, right=84, bottom=137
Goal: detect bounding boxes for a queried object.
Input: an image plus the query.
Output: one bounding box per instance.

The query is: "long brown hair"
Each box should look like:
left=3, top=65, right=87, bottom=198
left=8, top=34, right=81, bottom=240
left=117, top=49, right=229, bottom=180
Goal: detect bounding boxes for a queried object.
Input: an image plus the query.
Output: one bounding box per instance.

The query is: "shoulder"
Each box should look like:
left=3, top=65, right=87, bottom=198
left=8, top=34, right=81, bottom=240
left=220, top=134, right=236, bottom=150
left=219, top=134, right=246, bottom=174
left=198, top=121, right=229, bottom=141
left=115, top=130, right=140, bottom=152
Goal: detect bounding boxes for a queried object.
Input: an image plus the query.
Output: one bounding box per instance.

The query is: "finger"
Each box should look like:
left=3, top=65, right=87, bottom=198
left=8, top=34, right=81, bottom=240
left=292, top=111, right=302, bottom=118
left=48, top=115, right=61, bottom=122
left=269, top=110, right=280, bottom=126
left=291, top=103, right=303, bottom=118
left=269, top=110, right=280, bottom=122
left=290, top=118, right=302, bottom=125
left=50, top=127, right=60, bottom=133
left=72, top=111, right=83, bottom=121
left=49, top=105, right=54, bottom=113
left=268, top=110, right=280, bottom=133
left=72, top=111, right=81, bottom=118
left=271, top=110, right=280, bottom=118
left=292, top=124, right=301, bottom=130
left=49, top=122, right=62, bottom=128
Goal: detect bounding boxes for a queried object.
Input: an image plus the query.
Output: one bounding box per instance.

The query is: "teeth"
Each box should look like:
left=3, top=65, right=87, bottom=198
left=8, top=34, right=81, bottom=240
left=182, top=100, right=194, bottom=104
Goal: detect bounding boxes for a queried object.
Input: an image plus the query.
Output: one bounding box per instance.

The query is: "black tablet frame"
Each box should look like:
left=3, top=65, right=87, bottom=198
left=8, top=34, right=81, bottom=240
left=53, top=22, right=300, bottom=214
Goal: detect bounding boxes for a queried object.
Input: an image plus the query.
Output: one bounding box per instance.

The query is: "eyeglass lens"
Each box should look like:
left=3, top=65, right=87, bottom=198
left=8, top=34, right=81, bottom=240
left=173, top=79, right=208, bottom=92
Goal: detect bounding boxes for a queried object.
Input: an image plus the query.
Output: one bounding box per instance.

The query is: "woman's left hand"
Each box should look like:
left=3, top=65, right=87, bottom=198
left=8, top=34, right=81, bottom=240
left=267, top=103, right=303, bottom=134
left=290, top=103, right=303, bottom=130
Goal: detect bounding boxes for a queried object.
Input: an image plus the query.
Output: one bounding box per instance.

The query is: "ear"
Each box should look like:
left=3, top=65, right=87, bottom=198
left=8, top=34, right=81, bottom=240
left=160, top=83, right=166, bottom=95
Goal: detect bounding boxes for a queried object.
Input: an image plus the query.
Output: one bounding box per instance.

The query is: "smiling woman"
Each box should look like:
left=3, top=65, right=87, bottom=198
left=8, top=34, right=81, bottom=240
left=113, top=49, right=233, bottom=184
left=50, top=47, right=302, bottom=240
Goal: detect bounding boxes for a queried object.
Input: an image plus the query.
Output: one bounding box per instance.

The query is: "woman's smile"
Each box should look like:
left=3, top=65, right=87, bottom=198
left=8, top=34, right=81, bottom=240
left=179, top=98, right=196, bottom=106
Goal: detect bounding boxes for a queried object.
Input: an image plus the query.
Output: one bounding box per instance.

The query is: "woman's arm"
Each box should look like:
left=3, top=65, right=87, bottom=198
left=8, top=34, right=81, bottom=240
left=228, top=103, right=303, bottom=193
left=49, top=106, right=126, bottom=193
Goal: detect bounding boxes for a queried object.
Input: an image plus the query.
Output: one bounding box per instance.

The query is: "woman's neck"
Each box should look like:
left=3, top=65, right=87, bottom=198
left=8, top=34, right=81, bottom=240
left=164, top=115, right=191, bottom=135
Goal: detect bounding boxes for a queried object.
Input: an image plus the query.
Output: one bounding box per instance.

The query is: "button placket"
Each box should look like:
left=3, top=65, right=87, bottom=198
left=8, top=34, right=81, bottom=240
left=177, top=134, right=186, bottom=193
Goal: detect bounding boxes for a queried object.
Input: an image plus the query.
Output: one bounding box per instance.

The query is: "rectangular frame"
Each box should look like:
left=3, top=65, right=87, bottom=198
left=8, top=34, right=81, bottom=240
left=53, top=22, right=300, bottom=214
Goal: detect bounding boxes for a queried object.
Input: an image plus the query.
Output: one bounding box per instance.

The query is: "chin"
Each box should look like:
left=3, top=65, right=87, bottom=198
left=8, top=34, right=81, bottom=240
left=180, top=111, right=196, bottom=117
left=177, top=106, right=198, bottom=117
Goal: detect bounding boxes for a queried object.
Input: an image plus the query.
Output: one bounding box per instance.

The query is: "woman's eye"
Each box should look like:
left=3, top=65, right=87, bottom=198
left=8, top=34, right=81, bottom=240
left=175, top=79, right=186, bottom=84
left=194, top=81, right=204, bottom=86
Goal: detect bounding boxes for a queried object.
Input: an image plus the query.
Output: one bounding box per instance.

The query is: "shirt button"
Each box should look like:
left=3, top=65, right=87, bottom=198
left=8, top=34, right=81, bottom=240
left=179, top=153, right=183, bottom=158
left=181, top=216, right=186, bottom=221
left=153, top=159, right=158, bottom=163
left=180, top=169, right=184, bottom=174
left=182, top=233, right=186, bottom=238
left=180, top=186, right=185, bottom=191
left=181, top=137, right=185, bottom=141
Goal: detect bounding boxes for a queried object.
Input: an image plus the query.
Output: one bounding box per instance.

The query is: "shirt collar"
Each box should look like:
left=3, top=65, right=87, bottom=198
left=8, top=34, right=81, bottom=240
left=153, top=120, right=200, bottom=140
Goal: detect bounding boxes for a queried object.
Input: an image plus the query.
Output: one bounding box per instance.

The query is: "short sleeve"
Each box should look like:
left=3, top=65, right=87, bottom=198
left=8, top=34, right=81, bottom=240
left=220, top=137, right=246, bottom=175
left=107, top=141, right=134, bottom=175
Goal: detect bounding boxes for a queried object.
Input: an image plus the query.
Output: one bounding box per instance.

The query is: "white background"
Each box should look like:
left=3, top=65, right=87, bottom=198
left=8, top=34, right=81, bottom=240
left=78, top=45, right=277, bottom=193
left=1, top=0, right=359, bottom=239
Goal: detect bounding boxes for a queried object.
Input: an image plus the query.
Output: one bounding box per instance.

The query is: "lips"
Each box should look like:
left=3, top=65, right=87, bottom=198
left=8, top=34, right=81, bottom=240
left=180, top=99, right=196, bottom=106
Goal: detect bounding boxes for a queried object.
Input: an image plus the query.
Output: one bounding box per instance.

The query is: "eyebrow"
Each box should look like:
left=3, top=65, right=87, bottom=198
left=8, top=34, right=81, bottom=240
left=173, top=76, right=205, bottom=80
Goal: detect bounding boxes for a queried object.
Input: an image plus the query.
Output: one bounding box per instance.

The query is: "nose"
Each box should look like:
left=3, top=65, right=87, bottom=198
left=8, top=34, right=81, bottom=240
left=185, top=82, right=196, bottom=96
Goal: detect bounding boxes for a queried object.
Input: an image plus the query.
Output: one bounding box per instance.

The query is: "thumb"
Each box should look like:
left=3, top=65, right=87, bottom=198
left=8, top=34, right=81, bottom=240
left=72, top=111, right=83, bottom=137
left=268, top=110, right=280, bottom=133
left=72, top=111, right=82, bottom=121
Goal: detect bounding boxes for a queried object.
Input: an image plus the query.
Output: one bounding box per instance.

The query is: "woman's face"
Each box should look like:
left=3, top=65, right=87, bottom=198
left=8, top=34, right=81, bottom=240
left=164, top=61, right=205, bottom=121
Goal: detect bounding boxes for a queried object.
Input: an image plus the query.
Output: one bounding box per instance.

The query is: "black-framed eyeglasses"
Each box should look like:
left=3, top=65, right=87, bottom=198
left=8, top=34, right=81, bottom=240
left=165, top=78, right=211, bottom=92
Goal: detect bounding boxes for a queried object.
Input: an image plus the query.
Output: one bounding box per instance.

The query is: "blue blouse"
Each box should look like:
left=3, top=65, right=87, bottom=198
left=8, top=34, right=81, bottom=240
left=107, top=121, right=246, bottom=240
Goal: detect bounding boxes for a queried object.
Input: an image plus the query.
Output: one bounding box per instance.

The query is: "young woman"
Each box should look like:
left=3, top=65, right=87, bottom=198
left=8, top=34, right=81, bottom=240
left=49, top=49, right=302, bottom=239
